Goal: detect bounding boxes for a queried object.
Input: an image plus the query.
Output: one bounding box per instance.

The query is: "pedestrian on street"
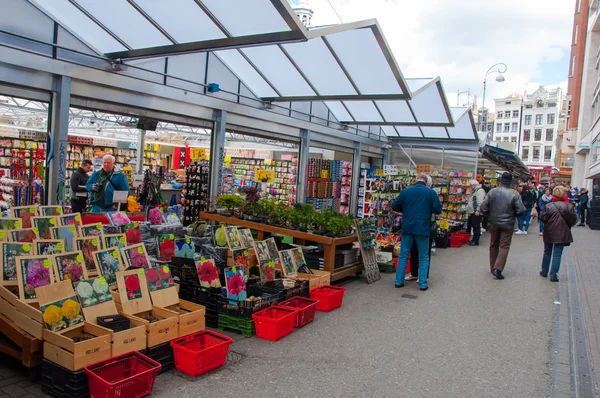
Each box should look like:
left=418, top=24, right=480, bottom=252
left=480, top=172, right=526, bottom=280
left=466, top=179, right=486, bottom=246
left=70, top=159, right=92, bottom=214
left=538, top=188, right=553, bottom=236
left=407, top=175, right=435, bottom=281
left=578, top=188, right=589, bottom=226
left=516, top=184, right=534, bottom=234
left=539, top=186, right=577, bottom=282
left=391, top=173, right=442, bottom=291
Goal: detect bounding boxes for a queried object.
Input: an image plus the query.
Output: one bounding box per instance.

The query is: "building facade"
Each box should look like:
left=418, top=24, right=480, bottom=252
left=292, top=0, right=314, bottom=27
left=493, top=93, right=523, bottom=153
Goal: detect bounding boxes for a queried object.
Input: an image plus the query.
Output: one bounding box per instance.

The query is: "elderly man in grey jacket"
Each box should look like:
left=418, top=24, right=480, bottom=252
left=480, top=172, right=526, bottom=279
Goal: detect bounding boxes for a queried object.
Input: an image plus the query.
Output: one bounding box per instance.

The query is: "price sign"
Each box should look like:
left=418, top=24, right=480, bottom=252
left=320, top=170, right=329, bottom=179
left=375, top=169, right=384, bottom=177
left=383, top=165, right=398, bottom=176
left=439, top=220, right=449, bottom=230
left=416, top=164, right=432, bottom=174
left=255, top=169, right=275, bottom=183
left=189, top=148, right=207, bottom=162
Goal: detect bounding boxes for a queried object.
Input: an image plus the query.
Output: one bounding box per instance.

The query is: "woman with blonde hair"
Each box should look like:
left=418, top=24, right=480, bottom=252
left=539, top=186, right=577, bottom=282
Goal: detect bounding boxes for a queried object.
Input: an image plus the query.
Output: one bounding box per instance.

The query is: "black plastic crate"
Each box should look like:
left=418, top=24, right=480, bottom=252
left=41, top=359, right=88, bottom=398
left=96, top=314, right=130, bottom=332
left=143, top=341, right=174, bottom=374
left=261, top=279, right=309, bottom=300
left=217, top=285, right=278, bottom=319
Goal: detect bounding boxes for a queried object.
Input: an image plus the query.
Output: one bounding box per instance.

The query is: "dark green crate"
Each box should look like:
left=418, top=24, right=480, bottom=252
left=378, top=262, right=395, bottom=273
left=218, top=314, right=255, bottom=337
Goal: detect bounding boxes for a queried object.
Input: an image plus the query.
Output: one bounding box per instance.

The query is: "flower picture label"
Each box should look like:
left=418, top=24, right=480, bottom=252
left=96, top=224, right=102, bottom=230
left=70, top=225, right=76, bottom=232
left=76, top=254, right=84, bottom=263
left=124, top=274, right=142, bottom=301
left=23, top=244, right=31, bottom=252
left=75, top=277, right=111, bottom=308
left=225, top=266, right=246, bottom=301
left=56, top=207, right=62, bottom=214
left=112, top=251, right=119, bottom=259
left=137, top=246, right=144, bottom=254
left=29, top=206, right=36, bottom=213
left=50, top=219, right=56, bottom=225
left=75, top=215, right=81, bottom=222
left=119, top=237, right=126, bottom=244
left=14, top=221, right=21, bottom=229
left=32, top=228, right=39, bottom=234
left=56, top=242, right=64, bottom=251
left=41, top=296, right=84, bottom=332
left=92, top=239, right=98, bottom=247
left=43, top=260, right=51, bottom=269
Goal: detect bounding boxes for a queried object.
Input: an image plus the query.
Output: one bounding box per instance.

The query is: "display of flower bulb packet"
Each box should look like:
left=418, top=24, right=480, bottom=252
left=41, top=296, right=84, bottom=332
left=175, top=238, right=195, bottom=258
left=148, top=208, right=164, bottom=225
left=144, top=266, right=174, bottom=292
left=74, top=277, right=112, bottom=308
left=107, top=211, right=131, bottom=227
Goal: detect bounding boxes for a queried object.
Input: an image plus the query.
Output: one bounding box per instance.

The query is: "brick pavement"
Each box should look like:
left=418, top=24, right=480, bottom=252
left=0, top=357, right=48, bottom=398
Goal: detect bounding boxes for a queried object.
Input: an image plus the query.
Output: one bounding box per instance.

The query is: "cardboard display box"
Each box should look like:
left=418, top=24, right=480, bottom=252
left=0, top=285, right=43, bottom=339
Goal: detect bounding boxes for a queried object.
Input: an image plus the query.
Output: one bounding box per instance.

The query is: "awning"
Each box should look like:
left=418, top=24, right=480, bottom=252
left=481, top=144, right=531, bottom=180
left=379, top=107, right=478, bottom=140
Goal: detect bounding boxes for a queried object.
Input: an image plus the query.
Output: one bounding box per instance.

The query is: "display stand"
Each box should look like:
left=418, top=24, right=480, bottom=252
left=353, top=219, right=381, bottom=283
left=200, top=212, right=362, bottom=282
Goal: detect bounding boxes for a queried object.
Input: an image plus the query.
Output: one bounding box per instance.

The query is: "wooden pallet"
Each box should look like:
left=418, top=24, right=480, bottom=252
left=354, top=220, right=381, bottom=284
left=0, top=313, right=43, bottom=368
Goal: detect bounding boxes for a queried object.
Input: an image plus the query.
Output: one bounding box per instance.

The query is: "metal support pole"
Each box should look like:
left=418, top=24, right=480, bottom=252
left=474, top=152, right=479, bottom=178
left=136, top=130, right=145, bottom=174
left=382, top=148, right=390, bottom=165
left=441, top=148, right=445, bottom=169
left=480, top=79, right=487, bottom=135
left=398, top=143, right=416, bottom=168
left=46, top=76, right=71, bottom=205
left=296, top=129, right=311, bottom=204
left=209, top=110, right=226, bottom=211
left=349, top=142, right=362, bottom=215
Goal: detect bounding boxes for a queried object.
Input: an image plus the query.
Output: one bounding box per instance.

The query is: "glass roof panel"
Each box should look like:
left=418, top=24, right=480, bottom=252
left=134, top=0, right=226, bottom=43
left=324, top=101, right=352, bottom=122
left=201, top=0, right=291, bottom=36
left=374, top=100, right=414, bottom=123
left=447, top=113, right=476, bottom=140
left=395, top=126, right=423, bottom=138
left=74, top=0, right=172, bottom=48
left=421, top=127, right=449, bottom=138
left=214, top=50, right=278, bottom=98
left=31, top=0, right=126, bottom=53
left=409, top=83, right=449, bottom=124
left=325, top=28, right=403, bottom=95
left=381, top=126, right=398, bottom=136
left=405, top=78, right=433, bottom=94
left=281, top=38, right=356, bottom=96
left=241, top=46, right=315, bottom=97
left=450, top=106, right=468, bottom=121
left=343, top=101, right=383, bottom=122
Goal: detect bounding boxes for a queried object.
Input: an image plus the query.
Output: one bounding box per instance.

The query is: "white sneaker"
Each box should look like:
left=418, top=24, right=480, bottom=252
left=481, top=228, right=486, bottom=233
left=539, top=232, right=543, bottom=236
left=515, top=230, right=524, bottom=235
left=524, top=231, right=528, bottom=235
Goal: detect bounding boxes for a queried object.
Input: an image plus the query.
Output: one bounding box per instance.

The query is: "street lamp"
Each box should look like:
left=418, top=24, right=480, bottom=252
left=480, top=63, right=508, bottom=138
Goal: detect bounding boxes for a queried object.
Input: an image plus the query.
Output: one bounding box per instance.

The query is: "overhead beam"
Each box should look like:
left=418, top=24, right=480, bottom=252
left=46, top=75, right=71, bottom=205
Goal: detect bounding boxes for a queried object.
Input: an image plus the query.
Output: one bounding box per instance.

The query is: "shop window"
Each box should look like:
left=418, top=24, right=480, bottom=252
left=535, top=129, right=542, bottom=141
left=513, top=110, right=519, bottom=118
left=522, top=147, right=530, bottom=160
left=544, top=148, right=552, bottom=162
left=533, top=146, right=540, bottom=161
left=546, top=129, right=554, bottom=141
left=524, top=115, right=532, bottom=125
left=547, top=113, right=556, bottom=124
left=535, top=114, right=543, bottom=125
left=511, top=123, right=518, bottom=132
left=523, top=129, right=531, bottom=141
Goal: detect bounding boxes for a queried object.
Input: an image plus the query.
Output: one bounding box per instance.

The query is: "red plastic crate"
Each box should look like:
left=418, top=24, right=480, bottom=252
left=252, top=306, right=298, bottom=341
left=310, top=285, right=347, bottom=312
left=449, top=237, right=464, bottom=247
left=279, top=297, right=319, bottom=328
left=452, top=232, right=471, bottom=244
left=84, top=351, right=161, bottom=398
left=170, top=330, right=232, bottom=377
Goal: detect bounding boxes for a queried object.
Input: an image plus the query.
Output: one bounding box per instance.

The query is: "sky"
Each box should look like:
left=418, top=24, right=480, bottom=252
left=293, top=0, right=575, bottom=112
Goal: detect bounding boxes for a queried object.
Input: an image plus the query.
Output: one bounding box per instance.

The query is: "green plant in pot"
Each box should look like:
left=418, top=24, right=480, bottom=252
left=268, top=201, right=291, bottom=226
left=241, top=186, right=260, bottom=219
left=215, top=194, right=244, bottom=216
left=255, top=197, right=276, bottom=223
left=291, top=203, right=315, bottom=231
left=313, top=209, right=333, bottom=235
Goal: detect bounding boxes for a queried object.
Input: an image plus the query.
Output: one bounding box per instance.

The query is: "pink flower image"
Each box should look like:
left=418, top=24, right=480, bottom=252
left=227, top=272, right=245, bottom=296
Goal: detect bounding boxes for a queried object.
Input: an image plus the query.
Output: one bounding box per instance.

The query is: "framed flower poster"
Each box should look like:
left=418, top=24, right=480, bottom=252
left=224, top=266, right=246, bottom=301
left=39, top=206, right=63, bottom=216
left=106, top=211, right=131, bottom=227
left=156, top=234, right=175, bottom=262
left=0, top=242, right=33, bottom=286
left=144, top=265, right=174, bottom=292
left=33, top=239, right=65, bottom=256
left=253, top=240, right=271, bottom=263
left=195, top=257, right=221, bottom=288
left=291, top=248, right=309, bottom=273
left=0, top=218, right=22, bottom=230
left=74, top=277, right=112, bottom=308
left=115, top=269, right=151, bottom=315
left=120, top=244, right=151, bottom=269
left=75, top=236, right=103, bottom=274
left=258, top=259, right=276, bottom=283
left=265, top=238, right=279, bottom=261
left=51, top=226, right=77, bottom=251
left=15, top=255, right=55, bottom=303
left=92, top=248, right=124, bottom=287
left=224, top=227, right=243, bottom=250
left=51, top=251, right=88, bottom=283
left=31, top=216, right=59, bottom=240
left=238, top=229, right=254, bottom=249
left=80, top=223, right=104, bottom=238
left=10, top=228, right=38, bottom=243
left=40, top=295, right=84, bottom=332
left=12, top=206, right=37, bottom=228
left=174, top=238, right=195, bottom=258
left=103, top=234, right=127, bottom=251
left=279, top=249, right=298, bottom=277
left=58, top=213, right=82, bottom=227
left=232, top=249, right=250, bottom=280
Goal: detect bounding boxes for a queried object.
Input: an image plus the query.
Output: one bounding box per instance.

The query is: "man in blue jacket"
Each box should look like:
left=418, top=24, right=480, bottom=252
left=391, top=174, right=442, bottom=291
left=86, top=155, right=130, bottom=212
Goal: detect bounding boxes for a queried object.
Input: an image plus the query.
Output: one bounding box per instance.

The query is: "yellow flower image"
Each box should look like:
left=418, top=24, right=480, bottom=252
left=61, top=299, right=80, bottom=320
left=42, top=305, right=63, bottom=326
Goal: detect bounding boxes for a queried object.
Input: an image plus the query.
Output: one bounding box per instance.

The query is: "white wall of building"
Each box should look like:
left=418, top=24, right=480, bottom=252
left=493, top=95, right=522, bottom=152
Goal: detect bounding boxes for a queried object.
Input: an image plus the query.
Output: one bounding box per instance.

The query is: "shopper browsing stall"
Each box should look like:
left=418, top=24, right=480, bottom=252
left=86, top=155, right=130, bottom=212
left=70, top=159, right=92, bottom=213
left=466, top=179, right=486, bottom=246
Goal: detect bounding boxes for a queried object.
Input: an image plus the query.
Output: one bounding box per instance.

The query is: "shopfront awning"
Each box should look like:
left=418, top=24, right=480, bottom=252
left=378, top=107, right=477, bottom=140
left=481, top=144, right=531, bottom=180
left=29, top=0, right=308, bottom=57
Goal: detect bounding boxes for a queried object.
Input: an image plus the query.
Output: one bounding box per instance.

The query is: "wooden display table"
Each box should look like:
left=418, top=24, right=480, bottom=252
left=199, top=212, right=362, bottom=282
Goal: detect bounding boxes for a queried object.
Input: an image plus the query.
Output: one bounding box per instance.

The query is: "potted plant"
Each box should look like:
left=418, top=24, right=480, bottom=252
left=268, top=201, right=291, bottom=226
left=326, top=212, right=355, bottom=237
left=290, top=204, right=315, bottom=232
left=256, top=197, right=276, bottom=223
left=312, top=209, right=333, bottom=235
left=241, top=186, right=261, bottom=220
left=215, top=194, right=244, bottom=217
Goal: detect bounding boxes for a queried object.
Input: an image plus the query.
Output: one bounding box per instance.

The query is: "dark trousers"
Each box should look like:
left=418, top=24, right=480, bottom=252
left=580, top=208, right=587, bottom=225
left=489, top=229, right=514, bottom=271
left=410, top=238, right=433, bottom=278
left=71, top=199, right=88, bottom=214
left=470, top=214, right=482, bottom=244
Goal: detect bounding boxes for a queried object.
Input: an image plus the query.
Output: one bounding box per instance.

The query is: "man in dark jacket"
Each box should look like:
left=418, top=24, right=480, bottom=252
left=480, top=172, right=526, bottom=279
left=578, top=188, right=589, bottom=226
left=391, top=174, right=442, bottom=291
left=70, top=159, right=92, bottom=214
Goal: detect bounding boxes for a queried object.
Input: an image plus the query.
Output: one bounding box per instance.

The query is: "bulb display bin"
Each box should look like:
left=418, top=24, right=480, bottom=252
left=163, top=300, right=206, bottom=337
left=252, top=306, right=298, bottom=341
left=117, top=306, right=179, bottom=348
left=279, top=297, right=319, bottom=328
left=170, top=330, right=233, bottom=377
left=84, top=351, right=161, bottom=398
left=310, top=285, right=347, bottom=312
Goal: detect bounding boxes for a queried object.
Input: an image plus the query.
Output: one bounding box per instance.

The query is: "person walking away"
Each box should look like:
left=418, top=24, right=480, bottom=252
left=516, top=185, right=534, bottom=234
left=86, top=154, right=130, bottom=212
left=539, top=186, right=577, bottom=282
left=480, top=172, right=526, bottom=280
left=70, top=159, right=92, bottom=214
left=391, top=174, right=442, bottom=291
left=538, top=188, right=553, bottom=236
left=407, top=175, right=436, bottom=281
left=578, top=188, right=589, bottom=226
left=477, top=175, right=490, bottom=231
left=467, top=179, right=486, bottom=246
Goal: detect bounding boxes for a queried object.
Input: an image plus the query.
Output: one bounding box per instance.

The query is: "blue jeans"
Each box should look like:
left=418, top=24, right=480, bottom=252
left=539, top=221, right=544, bottom=233
left=518, top=207, right=532, bottom=231
left=541, top=243, right=565, bottom=278
left=395, top=234, right=430, bottom=288
left=91, top=205, right=115, bottom=213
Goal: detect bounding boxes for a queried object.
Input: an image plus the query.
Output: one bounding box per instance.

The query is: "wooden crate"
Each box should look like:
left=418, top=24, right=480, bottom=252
left=0, top=313, right=43, bottom=367
left=164, top=300, right=206, bottom=337
left=311, top=270, right=331, bottom=287
left=43, top=322, right=112, bottom=371
left=116, top=304, right=179, bottom=348
left=292, top=270, right=331, bottom=290
left=0, top=285, right=43, bottom=339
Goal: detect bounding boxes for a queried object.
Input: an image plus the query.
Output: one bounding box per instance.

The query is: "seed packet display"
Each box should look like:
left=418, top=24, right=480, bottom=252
left=15, top=255, right=55, bottom=303
left=279, top=249, right=298, bottom=277
left=80, top=223, right=104, bottom=238
left=253, top=240, right=271, bottom=263
left=144, top=265, right=175, bottom=292
left=51, top=225, right=77, bottom=251
left=265, top=238, right=279, bottom=260
left=39, top=206, right=63, bottom=216
left=115, top=269, right=151, bottom=315
left=290, top=248, right=309, bottom=273
left=74, top=276, right=112, bottom=308
left=258, top=259, right=276, bottom=284
left=224, top=227, right=243, bottom=250
left=238, top=229, right=255, bottom=249
left=92, top=248, right=124, bottom=287
left=156, top=234, right=176, bottom=262
left=103, top=233, right=127, bottom=251
left=52, top=251, right=88, bottom=283
left=10, top=228, right=38, bottom=243
left=120, top=244, right=151, bottom=269
left=174, top=238, right=195, bottom=258
left=0, top=242, right=33, bottom=285
left=225, top=266, right=246, bottom=301
left=40, top=295, right=84, bottom=332
left=12, top=206, right=37, bottom=228
left=75, top=236, right=102, bottom=274
left=196, top=257, right=221, bottom=288
left=31, top=216, right=59, bottom=240
left=33, top=239, right=65, bottom=256
left=0, top=218, right=22, bottom=230
left=232, top=249, right=250, bottom=280
left=58, top=213, right=82, bottom=227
